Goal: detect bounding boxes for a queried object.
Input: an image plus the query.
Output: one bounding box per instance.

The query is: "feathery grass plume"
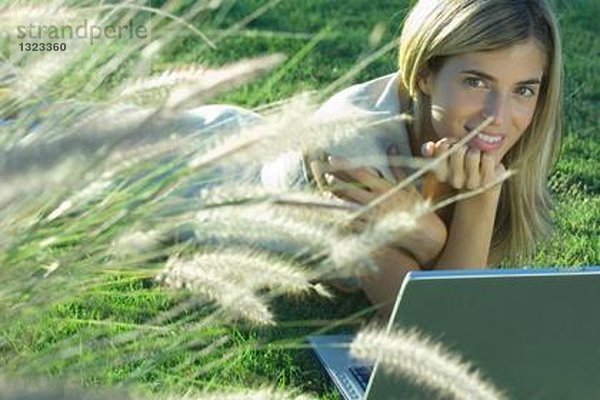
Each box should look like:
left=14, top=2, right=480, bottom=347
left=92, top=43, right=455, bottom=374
left=164, top=54, right=287, bottom=110
left=323, top=207, right=419, bottom=278
left=164, top=248, right=328, bottom=295
left=196, top=178, right=355, bottom=224
left=3, top=6, right=106, bottom=102
left=0, top=0, right=340, bottom=394
left=199, top=183, right=357, bottom=218
left=0, top=0, right=265, bottom=309
left=97, top=1, right=219, bottom=88
left=326, top=234, right=380, bottom=277
left=0, top=54, right=285, bottom=210
left=112, top=229, right=162, bottom=255
left=121, top=59, right=249, bottom=95
left=198, top=182, right=283, bottom=206
left=119, top=54, right=286, bottom=108
left=188, top=94, right=408, bottom=171
left=194, top=202, right=340, bottom=256
left=0, top=109, right=204, bottom=217
left=16, top=47, right=92, bottom=100
left=369, top=208, right=420, bottom=240
left=351, top=328, right=508, bottom=400
left=0, top=0, right=504, bottom=397
left=194, top=180, right=423, bottom=282
left=118, top=64, right=213, bottom=98
left=157, top=253, right=275, bottom=325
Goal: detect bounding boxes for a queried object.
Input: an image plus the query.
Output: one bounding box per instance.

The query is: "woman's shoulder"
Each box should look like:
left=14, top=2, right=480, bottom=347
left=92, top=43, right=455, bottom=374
left=316, top=72, right=412, bottom=182
left=261, top=72, right=412, bottom=190
left=314, top=72, right=401, bottom=122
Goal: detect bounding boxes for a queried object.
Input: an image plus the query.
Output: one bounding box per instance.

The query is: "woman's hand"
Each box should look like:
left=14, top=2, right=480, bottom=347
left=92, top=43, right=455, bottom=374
left=421, top=138, right=506, bottom=193
left=308, top=145, right=447, bottom=265
left=419, top=138, right=505, bottom=270
left=309, top=145, right=418, bottom=219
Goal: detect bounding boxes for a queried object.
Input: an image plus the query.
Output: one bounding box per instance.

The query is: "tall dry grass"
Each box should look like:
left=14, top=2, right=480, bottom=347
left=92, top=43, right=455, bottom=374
left=0, top=1, right=509, bottom=399
left=351, top=328, right=507, bottom=400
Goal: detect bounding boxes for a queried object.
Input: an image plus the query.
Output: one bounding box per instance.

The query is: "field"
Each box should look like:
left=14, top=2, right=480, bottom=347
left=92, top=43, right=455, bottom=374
left=0, top=0, right=598, bottom=399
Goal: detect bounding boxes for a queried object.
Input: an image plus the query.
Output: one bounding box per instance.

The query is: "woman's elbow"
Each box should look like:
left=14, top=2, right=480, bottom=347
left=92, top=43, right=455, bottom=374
left=403, top=213, right=448, bottom=267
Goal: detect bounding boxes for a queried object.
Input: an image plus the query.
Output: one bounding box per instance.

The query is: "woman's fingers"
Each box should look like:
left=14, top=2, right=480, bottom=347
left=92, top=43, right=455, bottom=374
left=324, top=172, right=373, bottom=204
left=448, top=145, right=468, bottom=188
left=328, top=156, right=391, bottom=194
left=464, top=148, right=482, bottom=189
left=309, top=154, right=397, bottom=207
left=422, top=136, right=507, bottom=192
left=421, top=141, right=435, bottom=158
left=309, top=156, right=378, bottom=209
left=430, top=138, right=452, bottom=182
left=311, top=152, right=429, bottom=216
left=481, top=153, right=496, bottom=186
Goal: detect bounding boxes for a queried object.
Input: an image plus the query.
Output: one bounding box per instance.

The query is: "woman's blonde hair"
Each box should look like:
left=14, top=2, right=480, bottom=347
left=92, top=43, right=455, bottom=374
left=398, top=0, right=563, bottom=265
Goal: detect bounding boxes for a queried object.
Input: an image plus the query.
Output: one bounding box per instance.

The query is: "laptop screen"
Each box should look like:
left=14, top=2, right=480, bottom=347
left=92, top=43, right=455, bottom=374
left=365, top=267, right=600, bottom=399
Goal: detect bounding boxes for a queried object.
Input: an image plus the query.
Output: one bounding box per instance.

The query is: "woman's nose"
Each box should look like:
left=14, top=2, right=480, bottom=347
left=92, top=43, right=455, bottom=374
left=484, top=92, right=509, bottom=127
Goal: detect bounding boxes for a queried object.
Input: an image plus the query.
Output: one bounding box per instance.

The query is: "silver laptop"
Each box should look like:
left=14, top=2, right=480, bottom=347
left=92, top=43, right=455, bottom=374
left=309, top=267, right=600, bottom=399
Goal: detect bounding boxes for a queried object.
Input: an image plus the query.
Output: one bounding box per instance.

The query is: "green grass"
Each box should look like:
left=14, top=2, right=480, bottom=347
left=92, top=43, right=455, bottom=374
left=1, top=0, right=598, bottom=398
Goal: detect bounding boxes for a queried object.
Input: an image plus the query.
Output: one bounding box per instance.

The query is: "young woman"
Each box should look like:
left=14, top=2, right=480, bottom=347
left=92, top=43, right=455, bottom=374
left=262, top=0, right=563, bottom=316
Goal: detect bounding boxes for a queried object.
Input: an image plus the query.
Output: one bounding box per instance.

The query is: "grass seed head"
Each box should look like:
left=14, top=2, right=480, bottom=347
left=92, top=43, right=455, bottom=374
left=351, top=328, right=508, bottom=400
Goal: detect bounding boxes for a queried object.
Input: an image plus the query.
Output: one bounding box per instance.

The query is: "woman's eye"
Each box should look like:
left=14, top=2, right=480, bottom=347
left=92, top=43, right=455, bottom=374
left=515, top=86, right=536, bottom=98
left=463, top=77, right=486, bottom=89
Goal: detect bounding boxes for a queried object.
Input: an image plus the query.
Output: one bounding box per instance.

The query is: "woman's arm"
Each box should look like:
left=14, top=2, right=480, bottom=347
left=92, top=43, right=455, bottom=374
left=310, top=149, right=448, bottom=266
left=312, top=140, right=505, bottom=319
left=357, top=168, right=502, bottom=320
left=422, top=139, right=506, bottom=269
left=361, top=245, right=421, bottom=320
left=433, top=184, right=501, bottom=269
left=308, top=147, right=447, bottom=320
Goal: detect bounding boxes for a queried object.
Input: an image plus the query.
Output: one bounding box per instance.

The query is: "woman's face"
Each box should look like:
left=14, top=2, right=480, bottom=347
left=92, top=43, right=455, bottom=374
left=419, top=37, right=547, bottom=164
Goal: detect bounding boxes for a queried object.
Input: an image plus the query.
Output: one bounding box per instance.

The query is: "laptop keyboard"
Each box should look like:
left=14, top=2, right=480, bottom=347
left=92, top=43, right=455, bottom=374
left=348, top=364, right=373, bottom=391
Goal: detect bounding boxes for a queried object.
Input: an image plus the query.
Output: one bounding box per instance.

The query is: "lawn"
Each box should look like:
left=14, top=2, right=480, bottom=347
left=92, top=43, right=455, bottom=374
left=0, top=0, right=598, bottom=399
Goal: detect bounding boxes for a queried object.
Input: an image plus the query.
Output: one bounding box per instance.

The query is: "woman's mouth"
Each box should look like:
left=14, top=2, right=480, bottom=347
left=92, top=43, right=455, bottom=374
left=465, top=126, right=505, bottom=152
